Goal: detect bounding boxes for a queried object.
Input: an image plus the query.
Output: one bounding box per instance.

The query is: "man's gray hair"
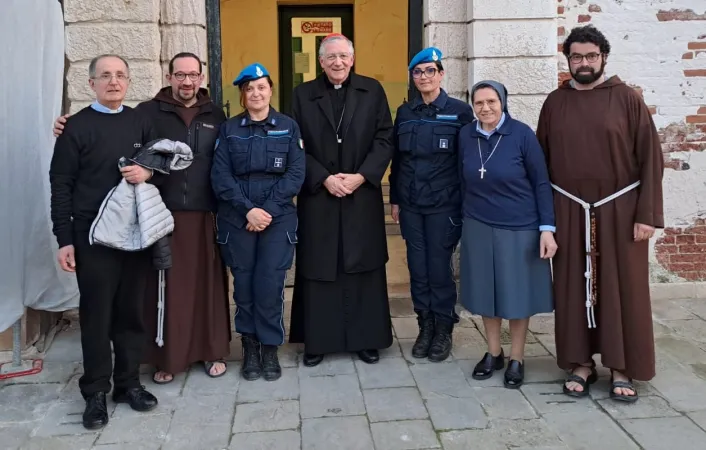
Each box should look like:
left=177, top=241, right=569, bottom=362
left=318, top=35, right=355, bottom=58
left=88, top=54, right=130, bottom=78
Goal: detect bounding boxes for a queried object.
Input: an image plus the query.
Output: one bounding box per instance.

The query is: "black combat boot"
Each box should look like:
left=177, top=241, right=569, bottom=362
left=261, top=345, right=282, bottom=381
left=427, top=321, right=453, bottom=362
left=412, top=312, right=435, bottom=358
left=241, top=334, right=262, bottom=381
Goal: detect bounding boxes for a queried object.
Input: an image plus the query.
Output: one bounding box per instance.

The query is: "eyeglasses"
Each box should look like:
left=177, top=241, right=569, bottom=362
left=94, top=73, right=129, bottom=83
left=411, top=67, right=438, bottom=79
left=172, top=72, right=201, bottom=81
left=568, top=52, right=601, bottom=64
left=324, top=53, right=352, bottom=62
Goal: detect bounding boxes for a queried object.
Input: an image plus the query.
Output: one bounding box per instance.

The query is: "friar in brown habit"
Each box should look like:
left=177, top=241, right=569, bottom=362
left=536, top=25, right=664, bottom=403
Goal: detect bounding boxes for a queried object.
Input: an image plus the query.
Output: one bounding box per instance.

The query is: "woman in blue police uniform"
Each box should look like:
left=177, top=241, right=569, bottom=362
left=211, top=63, right=305, bottom=381
left=389, top=48, right=474, bottom=362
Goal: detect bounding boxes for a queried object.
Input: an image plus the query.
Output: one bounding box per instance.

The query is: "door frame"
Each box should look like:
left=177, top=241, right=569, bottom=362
left=206, top=0, right=423, bottom=110
left=277, top=5, right=354, bottom=116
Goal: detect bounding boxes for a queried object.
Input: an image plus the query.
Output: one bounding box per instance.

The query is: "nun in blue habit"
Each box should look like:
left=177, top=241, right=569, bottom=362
left=458, top=80, right=558, bottom=389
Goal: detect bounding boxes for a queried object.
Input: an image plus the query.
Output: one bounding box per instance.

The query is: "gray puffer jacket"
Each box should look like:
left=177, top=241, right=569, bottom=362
left=89, top=139, right=193, bottom=268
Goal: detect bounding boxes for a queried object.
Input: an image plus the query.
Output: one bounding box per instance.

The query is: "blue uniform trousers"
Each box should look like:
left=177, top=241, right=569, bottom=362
left=399, top=209, right=462, bottom=324
left=219, top=213, right=297, bottom=346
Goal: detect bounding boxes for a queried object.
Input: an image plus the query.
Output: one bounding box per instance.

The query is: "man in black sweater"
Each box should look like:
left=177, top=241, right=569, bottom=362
left=50, top=54, right=159, bottom=430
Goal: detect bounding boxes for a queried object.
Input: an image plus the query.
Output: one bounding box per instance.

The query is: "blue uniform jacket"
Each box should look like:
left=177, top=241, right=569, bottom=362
left=211, top=108, right=305, bottom=228
left=389, top=89, right=474, bottom=214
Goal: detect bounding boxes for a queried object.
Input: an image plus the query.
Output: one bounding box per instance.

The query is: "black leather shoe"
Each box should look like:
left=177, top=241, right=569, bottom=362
left=112, top=386, right=158, bottom=412
left=262, top=345, right=282, bottom=381
left=303, top=353, right=324, bottom=367
left=241, top=334, right=262, bottom=380
left=428, top=321, right=453, bottom=362
left=82, top=392, right=109, bottom=429
left=357, top=349, right=380, bottom=364
left=504, top=359, right=524, bottom=389
left=471, top=349, right=505, bottom=380
left=412, top=312, right=435, bottom=358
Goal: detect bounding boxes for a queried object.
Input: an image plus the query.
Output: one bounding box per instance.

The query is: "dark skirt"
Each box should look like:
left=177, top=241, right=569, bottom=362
left=143, top=211, right=232, bottom=373
left=289, top=266, right=393, bottom=355
left=459, top=217, right=554, bottom=319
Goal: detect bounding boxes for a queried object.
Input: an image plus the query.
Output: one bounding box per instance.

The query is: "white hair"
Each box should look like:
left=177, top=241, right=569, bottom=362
left=318, top=36, right=355, bottom=58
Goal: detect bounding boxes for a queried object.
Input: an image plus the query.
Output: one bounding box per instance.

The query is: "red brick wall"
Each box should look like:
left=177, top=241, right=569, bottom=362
left=655, top=219, right=706, bottom=281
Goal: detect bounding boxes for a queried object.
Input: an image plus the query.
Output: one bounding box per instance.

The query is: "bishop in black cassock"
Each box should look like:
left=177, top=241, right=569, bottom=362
left=288, top=34, right=394, bottom=366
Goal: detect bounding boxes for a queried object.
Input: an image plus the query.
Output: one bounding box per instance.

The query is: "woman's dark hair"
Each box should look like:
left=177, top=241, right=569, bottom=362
left=562, top=25, right=611, bottom=57
left=434, top=61, right=444, bottom=71
left=238, top=76, right=274, bottom=109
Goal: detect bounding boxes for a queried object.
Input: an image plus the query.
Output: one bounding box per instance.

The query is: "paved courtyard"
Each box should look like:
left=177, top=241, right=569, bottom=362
left=3, top=292, right=706, bottom=449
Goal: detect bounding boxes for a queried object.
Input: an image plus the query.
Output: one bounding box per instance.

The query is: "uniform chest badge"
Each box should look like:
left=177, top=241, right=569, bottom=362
left=267, top=129, right=289, bottom=136
left=439, top=139, right=449, bottom=149
left=436, top=114, right=458, bottom=121
left=273, top=157, right=284, bottom=168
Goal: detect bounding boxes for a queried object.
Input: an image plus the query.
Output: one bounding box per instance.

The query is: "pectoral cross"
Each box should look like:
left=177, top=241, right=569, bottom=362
left=479, top=167, right=486, bottom=179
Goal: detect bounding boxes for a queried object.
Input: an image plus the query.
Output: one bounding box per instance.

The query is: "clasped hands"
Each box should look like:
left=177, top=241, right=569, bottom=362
left=323, top=173, right=365, bottom=198
left=246, top=208, right=272, bottom=232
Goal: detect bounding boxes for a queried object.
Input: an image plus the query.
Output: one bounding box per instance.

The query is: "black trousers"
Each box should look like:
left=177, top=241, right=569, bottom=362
left=398, top=210, right=462, bottom=324
left=74, top=231, right=151, bottom=397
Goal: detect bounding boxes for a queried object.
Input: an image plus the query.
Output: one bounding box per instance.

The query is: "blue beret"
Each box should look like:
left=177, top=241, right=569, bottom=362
left=233, top=63, right=269, bottom=86
left=408, top=47, right=442, bottom=71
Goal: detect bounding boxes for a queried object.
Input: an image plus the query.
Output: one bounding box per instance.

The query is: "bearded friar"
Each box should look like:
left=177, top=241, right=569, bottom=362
left=536, top=25, right=664, bottom=403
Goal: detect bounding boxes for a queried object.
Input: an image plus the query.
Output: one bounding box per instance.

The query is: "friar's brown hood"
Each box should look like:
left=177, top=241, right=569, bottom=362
left=559, top=74, right=623, bottom=90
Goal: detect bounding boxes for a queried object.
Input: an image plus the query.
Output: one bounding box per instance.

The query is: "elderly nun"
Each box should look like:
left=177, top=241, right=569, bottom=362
left=458, top=80, right=557, bottom=388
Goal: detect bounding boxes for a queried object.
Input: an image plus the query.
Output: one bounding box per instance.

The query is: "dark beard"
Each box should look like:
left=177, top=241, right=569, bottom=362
left=571, top=61, right=605, bottom=85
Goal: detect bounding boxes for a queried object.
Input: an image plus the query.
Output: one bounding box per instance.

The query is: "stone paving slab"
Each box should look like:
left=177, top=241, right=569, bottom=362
left=4, top=296, right=706, bottom=449
left=370, top=419, right=441, bottom=449
left=363, top=387, right=429, bottom=422
left=619, top=416, right=706, bottom=450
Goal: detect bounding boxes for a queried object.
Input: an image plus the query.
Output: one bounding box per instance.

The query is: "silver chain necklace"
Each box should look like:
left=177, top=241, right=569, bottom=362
left=476, top=135, right=503, bottom=179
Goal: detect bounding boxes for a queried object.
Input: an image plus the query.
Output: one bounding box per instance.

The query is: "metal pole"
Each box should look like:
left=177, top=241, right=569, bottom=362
left=12, top=319, right=21, bottom=367
left=0, top=318, right=41, bottom=379
left=205, top=0, right=223, bottom=108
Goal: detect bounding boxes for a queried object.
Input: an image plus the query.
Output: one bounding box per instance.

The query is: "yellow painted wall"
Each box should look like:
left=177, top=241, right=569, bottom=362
left=220, top=0, right=409, bottom=118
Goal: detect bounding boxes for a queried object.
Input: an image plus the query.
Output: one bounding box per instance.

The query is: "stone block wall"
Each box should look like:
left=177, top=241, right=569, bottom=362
left=63, top=0, right=208, bottom=114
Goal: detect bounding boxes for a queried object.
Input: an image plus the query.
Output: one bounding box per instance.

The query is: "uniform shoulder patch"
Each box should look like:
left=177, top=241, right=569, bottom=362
left=298, top=138, right=304, bottom=149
